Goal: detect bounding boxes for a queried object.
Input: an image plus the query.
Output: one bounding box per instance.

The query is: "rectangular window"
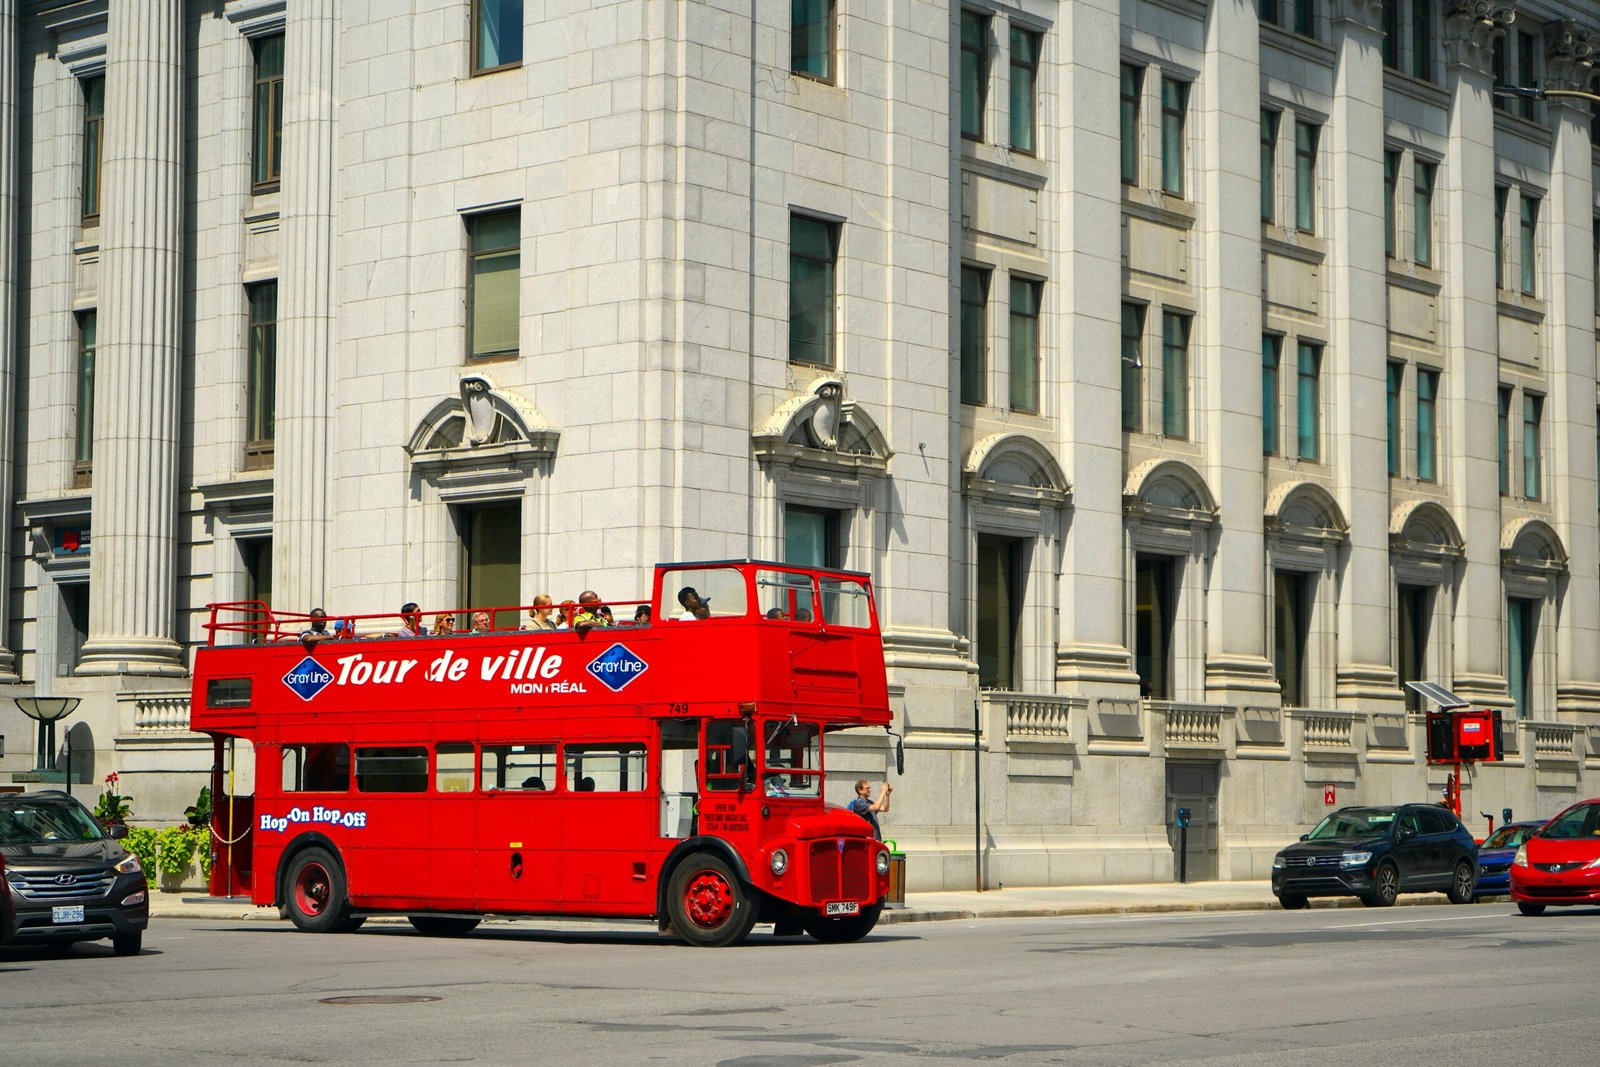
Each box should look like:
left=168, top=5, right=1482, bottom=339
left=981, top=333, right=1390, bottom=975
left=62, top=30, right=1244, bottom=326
left=1523, top=393, right=1542, bottom=499
left=1507, top=597, right=1537, bottom=719
left=1262, top=335, right=1281, bottom=455
left=1160, top=78, right=1188, bottom=197
left=1294, top=121, right=1318, bottom=233
left=473, top=0, right=523, bottom=74
left=1387, top=362, right=1403, bottom=476
left=789, top=215, right=838, bottom=366
left=62, top=584, right=90, bottom=675
left=976, top=536, right=1022, bottom=690
left=1273, top=570, right=1312, bottom=707
left=784, top=505, right=842, bottom=570
left=252, top=35, right=284, bottom=190
left=1412, top=161, right=1434, bottom=266
left=74, top=310, right=96, bottom=479
left=1294, top=0, right=1314, bottom=36
left=1121, top=303, right=1144, bottom=433
left=1009, top=27, right=1040, bottom=154
left=565, top=743, right=648, bottom=793
left=355, top=746, right=429, bottom=793
left=461, top=503, right=521, bottom=630
left=1410, top=0, right=1433, bottom=80
left=960, top=11, right=987, bottom=141
left=1009, top=277, right=1041, bottom=413
left=791, top=0, right=834, bottom=81
left=960, top=266, right=988, bottom=405
left=435, top=743, right=475, bottom=793
left=1497, top=386, right=1511, bottom=495
left=1416, top=368, right=1438, bottom=482
left=1397, top=584, right=1432, bottom=711
left=1516, top=30, right=1538, bottom=121
left=481, top=743, right=556, bottom=791
left=246, top=283, right=277, bottom=463
left=1519, top=194, right=1539, bottom=296
left=1296, top=342, right=1320, bottom=461
left=1120, top=65, right=1142, bottom=186
left=282, top=744, right=350, bottom=793
left=1260, top=110, right=1279, bottom=224
left=1382, top=0, right=1400, bottom=68
left=1494, top=187, right=1508, bottom=288
left=1161, top=312, right=1189, bottom=438
left=467, top=210, right=520, bottom=360
left=81, top=76, right=104, bottom=221
left=1383, top=150, right=1399, bottom=258
left=1134, top=554, right=1176, bottom=700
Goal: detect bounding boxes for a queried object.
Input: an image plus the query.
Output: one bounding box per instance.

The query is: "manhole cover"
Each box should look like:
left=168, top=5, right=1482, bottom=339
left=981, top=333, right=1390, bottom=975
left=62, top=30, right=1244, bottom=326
left=319, top=995, right=442, bottom=1006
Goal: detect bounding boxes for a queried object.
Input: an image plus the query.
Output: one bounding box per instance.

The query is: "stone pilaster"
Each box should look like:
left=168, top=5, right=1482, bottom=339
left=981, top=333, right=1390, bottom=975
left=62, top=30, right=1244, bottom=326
left=1437, top=1, right=1511, bottom=703
left=0, top=2, right=21, bottom=680
left=273, top=1, right=339, bottom=611
left=78, top=1, right=185, bottom=675
left=1199, top=0, right=1274, bottom=700
left=1327, top=0, right=1395, bottom=706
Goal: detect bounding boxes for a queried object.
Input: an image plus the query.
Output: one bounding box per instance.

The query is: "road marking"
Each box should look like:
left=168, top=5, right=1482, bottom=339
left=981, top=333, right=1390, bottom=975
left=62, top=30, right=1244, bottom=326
left=1325, top=913, right=1499, bottom=929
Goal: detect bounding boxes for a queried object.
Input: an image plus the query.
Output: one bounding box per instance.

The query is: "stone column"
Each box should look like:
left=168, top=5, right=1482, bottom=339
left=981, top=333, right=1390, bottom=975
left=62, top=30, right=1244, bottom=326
left=78, top=2, right=186, bottom=675
left=273, top=1, right=339, bottom=611
left=1199, top=0, right=1274, bottom=702
left=1438, top=1, right=1513, bottom=704
left=1541, top=23, right=1600, bottom=718
left=1052, top=0, right=1139, bottom=698
left=1327, top=0, right=1395, bottom=707
left=0, top=2, right=21, bottom=680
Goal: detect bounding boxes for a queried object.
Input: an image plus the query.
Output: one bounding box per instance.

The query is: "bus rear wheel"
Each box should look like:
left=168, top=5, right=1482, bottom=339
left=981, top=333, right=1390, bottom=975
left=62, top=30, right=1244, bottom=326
left=802, top=902, right=882, bottom=944
left=408, top=916, right=481, bottom=937
left=284, top=847, right=358, bottom=934
left=668, top=854, right=758, bottom=947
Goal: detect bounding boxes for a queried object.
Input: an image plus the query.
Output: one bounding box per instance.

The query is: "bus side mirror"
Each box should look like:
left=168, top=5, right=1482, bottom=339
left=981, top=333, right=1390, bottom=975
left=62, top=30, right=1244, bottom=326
left=895, top=736, right=904, bottom=776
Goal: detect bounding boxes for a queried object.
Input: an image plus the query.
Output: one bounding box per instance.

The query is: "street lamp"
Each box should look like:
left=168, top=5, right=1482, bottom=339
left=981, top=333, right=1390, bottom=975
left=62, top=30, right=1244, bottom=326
left=14, top=696, right=82, bottom=795
left=1493, top=84, right=1600, bottom=106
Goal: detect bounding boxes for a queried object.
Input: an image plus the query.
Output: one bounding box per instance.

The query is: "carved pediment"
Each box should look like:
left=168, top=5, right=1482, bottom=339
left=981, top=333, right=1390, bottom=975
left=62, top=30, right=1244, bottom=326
left=405, top=375, right=559, bottom=468
left=753, top=378, right=891, bottom=477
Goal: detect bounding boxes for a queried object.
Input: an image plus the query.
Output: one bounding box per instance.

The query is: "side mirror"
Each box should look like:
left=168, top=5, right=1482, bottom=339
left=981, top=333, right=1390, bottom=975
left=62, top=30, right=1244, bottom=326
left=1298, top=833, right=1309, bottom=841
left=895, top=736, right=905, bottom=776
left=108, top=823, right=129, bottom=840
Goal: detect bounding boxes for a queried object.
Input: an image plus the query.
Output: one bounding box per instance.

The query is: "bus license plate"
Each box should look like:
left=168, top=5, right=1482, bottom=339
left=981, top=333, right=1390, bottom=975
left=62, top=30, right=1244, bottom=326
left=52, top=905, right=84, bottom=924
left=825, top=901, right=859, bottom=916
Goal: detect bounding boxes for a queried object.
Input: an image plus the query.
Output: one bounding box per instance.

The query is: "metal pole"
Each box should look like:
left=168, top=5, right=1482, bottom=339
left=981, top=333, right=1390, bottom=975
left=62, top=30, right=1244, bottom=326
left=1179, top=823, right=1188, bottom=884
left=974, top=699, right=982, bottom=893
left=63, top=728, right=71, bottom=801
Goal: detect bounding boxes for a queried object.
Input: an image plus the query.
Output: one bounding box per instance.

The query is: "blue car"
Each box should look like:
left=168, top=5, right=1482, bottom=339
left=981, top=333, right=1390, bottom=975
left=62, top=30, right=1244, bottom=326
left=1473, top=820, right=1545, bottom=900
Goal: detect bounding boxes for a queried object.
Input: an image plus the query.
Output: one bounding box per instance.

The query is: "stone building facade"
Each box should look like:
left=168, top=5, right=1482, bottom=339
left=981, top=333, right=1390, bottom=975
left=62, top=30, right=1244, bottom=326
left=3, top=0, right=1600, bottom=889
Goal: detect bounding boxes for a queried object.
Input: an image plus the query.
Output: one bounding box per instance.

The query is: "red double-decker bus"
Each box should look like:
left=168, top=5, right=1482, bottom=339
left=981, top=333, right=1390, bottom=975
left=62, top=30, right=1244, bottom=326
left=189, top=560, right=894, bottom=946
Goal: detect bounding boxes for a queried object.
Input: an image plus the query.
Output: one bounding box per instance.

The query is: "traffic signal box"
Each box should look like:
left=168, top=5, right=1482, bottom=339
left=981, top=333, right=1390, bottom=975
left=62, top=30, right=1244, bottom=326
left=1426, top=709, right=1503, bottom=764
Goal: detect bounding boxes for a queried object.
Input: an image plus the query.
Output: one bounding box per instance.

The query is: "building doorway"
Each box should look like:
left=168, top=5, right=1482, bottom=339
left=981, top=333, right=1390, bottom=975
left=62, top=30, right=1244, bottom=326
left=1164, top=761, right=1219, bottom=881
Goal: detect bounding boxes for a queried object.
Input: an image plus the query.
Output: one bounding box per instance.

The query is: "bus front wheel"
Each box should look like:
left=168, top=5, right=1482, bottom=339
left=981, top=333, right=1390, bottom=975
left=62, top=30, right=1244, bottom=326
left=802, top=902, right=882, bottom=944
left=284, top=847, right=358, bottom=934
left=667, top=854, right=759, bottom=948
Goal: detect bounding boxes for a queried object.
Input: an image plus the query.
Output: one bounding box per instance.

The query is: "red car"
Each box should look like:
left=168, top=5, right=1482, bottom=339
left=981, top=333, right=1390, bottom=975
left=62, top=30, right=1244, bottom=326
left=1510, top=798, right=1600, bottom=915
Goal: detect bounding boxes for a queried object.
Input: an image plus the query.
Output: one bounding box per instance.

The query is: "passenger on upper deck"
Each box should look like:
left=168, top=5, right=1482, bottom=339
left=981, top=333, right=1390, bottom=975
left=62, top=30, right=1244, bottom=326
left=527, top=595, right=561, bottom=631
left=571, top=591, right=612, bottom=633
left=633, top=605, right=652, bottom=626
left=433, top=613, right=456, bottom=636
left=388, top=602, right=428, bottom=638
left=676, top=586, right=711, bottom=621
left=299, top=608, right=339, bottom=649
left=470, top=611, right=493, bottom=634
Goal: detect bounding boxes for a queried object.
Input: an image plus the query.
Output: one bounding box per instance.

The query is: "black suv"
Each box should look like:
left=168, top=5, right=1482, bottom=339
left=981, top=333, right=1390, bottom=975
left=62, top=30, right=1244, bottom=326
left=1271, top=804, right=1478, bottom=909
left=1, top=791, right=148, bottom=954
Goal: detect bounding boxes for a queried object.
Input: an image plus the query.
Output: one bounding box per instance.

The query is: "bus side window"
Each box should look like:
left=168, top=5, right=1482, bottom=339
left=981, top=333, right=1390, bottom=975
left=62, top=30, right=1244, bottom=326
left=703, top=721, right=750, bottom=792
left=659, top=719, right=700, bottom=796
left=435, top=742, right=475, bottom=793
left=565, top=743, right=648, bottom=792
left=282, top=743, right=350, bottom=793
left=481, top=744, right=556, bottom=791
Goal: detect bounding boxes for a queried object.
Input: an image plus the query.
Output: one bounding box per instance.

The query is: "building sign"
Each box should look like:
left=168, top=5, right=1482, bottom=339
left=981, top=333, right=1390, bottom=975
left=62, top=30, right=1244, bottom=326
left=53, top=526, right=91, bottom=556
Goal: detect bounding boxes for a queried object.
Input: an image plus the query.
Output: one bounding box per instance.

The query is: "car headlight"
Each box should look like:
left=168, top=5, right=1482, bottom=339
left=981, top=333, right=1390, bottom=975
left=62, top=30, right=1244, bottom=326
left=769, top=849, right=788, bottom=876
left=113, top=854, right=142, bottom=875
left=1272, top=854, right=1284, bottom=869
left=875, top=851, right=890, bottom=875
left=1340, top=851, right=1372, bottom=868
left=1512, top=844, right=1529, bottom=868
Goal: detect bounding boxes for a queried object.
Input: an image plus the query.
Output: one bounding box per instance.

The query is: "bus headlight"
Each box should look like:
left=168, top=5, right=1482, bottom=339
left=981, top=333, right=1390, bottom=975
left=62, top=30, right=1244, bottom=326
left=770, top=849, right=788, bottom=876
left=875, top=852, right=890, bottom=875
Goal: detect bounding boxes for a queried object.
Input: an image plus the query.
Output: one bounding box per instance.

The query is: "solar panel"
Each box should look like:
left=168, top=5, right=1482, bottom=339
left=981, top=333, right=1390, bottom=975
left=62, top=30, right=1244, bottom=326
left=1404, top=680, right=1469, bottom=710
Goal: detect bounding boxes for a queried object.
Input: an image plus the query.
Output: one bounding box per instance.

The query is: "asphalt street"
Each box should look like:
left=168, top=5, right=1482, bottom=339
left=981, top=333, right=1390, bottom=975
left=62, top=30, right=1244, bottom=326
left=4, top=902, right=1597, bottom=1066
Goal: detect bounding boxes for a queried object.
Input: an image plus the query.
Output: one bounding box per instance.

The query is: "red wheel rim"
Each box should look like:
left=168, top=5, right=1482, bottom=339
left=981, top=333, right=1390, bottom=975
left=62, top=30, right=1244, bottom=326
left=683, top=869, right=733, bottom=929
left=295, top=862, right=331, bottom=916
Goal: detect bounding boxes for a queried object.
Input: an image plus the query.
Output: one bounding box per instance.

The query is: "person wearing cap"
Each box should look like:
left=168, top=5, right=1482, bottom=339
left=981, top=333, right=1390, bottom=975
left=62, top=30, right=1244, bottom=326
left=570, top=590, right=612, bottom=633
left=676, top=586, right=711, bottom=621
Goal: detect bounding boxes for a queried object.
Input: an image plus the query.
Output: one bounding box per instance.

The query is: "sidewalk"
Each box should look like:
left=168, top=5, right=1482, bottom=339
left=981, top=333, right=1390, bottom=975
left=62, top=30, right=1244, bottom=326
left=145, top=879, right=1302, bottom=926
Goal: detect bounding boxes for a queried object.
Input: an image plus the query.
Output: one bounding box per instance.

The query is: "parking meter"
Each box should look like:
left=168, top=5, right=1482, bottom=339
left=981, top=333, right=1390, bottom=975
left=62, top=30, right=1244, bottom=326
left=1176, top=807, right=1192, bottom=828
left=1503, top=807, right=1513, bottom=825
left=1175, top=807, right=1192, bottom=884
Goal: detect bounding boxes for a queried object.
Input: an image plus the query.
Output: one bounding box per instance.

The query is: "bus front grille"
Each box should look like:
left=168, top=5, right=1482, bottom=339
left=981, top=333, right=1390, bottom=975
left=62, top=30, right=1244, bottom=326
left=809, top=838, right=871, bottom=902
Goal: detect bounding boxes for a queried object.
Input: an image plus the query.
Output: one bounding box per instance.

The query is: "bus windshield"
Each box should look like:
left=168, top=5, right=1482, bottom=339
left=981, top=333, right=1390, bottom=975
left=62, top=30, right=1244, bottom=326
left=763, top=719, right=821, bottom=798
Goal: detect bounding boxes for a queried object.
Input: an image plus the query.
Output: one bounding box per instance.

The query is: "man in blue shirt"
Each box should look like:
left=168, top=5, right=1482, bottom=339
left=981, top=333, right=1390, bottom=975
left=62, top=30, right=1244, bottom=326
left=848, top=779, right=891, bottom=840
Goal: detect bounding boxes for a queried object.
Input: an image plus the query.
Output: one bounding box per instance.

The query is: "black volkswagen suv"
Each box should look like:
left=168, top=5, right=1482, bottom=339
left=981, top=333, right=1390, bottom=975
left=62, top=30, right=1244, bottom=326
left=1, top=791, right=149, bottom=954
left=1272, top=804, right=1478, bottom=909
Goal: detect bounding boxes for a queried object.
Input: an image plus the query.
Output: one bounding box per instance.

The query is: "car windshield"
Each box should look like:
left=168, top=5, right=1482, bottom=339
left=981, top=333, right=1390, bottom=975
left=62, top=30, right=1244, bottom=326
left=1306, top=809, right=1395, bottom=840
left=0, top=798, right=106, bottom=846
left=1483, top=824, right=1537, bottom=849
left=1539, top=803, right=1600, bottom=841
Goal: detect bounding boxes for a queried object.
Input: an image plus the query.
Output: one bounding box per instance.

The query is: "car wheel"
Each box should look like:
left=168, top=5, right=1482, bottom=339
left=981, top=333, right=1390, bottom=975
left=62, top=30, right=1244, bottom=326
left=408, top=916, right=481, bottom=937
left=667, top=852, right=759, bottom=947
left=1361, top=863, right=1399, bottom=908
left=1517, top=902, right=1546, bottom=917
left=283, top=846, right=358, bottom=934
left=1276, top=893, right=1309, bottom=910
left=112, top=932, right=142, bottom=956
left=1446, top=862, right=1475, bottom=905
